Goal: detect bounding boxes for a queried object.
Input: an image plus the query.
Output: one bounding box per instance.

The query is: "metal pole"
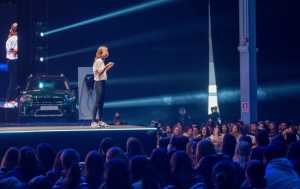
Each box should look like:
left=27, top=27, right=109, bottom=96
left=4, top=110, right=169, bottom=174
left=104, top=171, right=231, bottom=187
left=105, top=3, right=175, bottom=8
left=238, top=0, right=257, bottom=124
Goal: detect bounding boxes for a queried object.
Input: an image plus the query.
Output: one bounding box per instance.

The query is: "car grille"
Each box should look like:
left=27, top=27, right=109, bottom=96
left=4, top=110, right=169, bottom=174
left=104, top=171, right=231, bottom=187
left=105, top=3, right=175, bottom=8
left=32, top=96, right=64, bottom=105
left=34, top=110, right=63, bottom=117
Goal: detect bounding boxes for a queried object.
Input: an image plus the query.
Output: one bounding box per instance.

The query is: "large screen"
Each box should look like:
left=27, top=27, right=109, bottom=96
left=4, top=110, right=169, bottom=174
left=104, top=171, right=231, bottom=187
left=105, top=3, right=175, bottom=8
left=0, top=2, right=17, bottom=101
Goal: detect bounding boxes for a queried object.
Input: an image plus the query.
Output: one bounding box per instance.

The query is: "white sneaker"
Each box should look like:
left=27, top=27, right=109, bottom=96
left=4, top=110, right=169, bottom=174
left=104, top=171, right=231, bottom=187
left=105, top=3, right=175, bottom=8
left=3, top=102, right=9, bottom=108
left=99, top=121, right=109, bottom=128
left=91, top=122, right=99, bottom=128
left=11, top=100, right=18, bottom=107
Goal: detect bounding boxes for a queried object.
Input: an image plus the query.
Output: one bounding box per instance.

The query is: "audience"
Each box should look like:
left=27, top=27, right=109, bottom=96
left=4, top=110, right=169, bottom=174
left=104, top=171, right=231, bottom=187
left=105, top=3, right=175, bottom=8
left=212, top=160, right=239, bottom=189
left=250, top=129, right=269, bottom=161
left=264, top=144, right=300, bottom=189
left=0, top=147, right=18, bottom=179
left=98, top=138, right=114, bottom=156
left=0, top=120, right=299, bottom=189
left=84, top=151, right=104, bottom=189
left=36, top=143, right=56, bottom=174
left=28, top=175, right=52, bottom=189
left=100, top=158, right=131, bottom=189
left=240, top=160, right=266, bottom=189
left=126, top=137, right=144, bottom=159
left=7, top=146, right=43, bottom=183
left=221, top=134, right=236, bottom=159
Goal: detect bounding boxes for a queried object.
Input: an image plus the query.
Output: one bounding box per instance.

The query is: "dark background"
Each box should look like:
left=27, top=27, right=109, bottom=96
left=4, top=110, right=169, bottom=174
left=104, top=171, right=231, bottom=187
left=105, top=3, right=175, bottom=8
left=0, top=0, right=298, bottom=124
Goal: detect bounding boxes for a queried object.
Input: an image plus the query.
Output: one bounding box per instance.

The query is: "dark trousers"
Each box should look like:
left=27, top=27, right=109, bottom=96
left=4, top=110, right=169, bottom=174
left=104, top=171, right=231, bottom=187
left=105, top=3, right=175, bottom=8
left=92, top=80, right=106, bottom=121
left=6, top=59, right=18, bottom=101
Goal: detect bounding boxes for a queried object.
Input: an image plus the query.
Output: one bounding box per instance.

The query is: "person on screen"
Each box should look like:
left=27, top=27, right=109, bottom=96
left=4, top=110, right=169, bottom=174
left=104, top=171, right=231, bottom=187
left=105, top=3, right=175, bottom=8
left=91, top=46, right=114, bottom=128
left=4, top=22, right=18, bottom=108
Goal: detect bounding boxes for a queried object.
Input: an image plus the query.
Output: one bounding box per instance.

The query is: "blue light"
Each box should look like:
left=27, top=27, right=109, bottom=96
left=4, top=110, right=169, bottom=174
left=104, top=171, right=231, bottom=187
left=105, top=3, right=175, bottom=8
left=43, top=0, right=174, bottom=36
left=39, top=82, right=44, bottom=89
left=0, top=63, right=8, bottom=72
left=104, top=92, right=207, bottom=108
left=39, top=57, right=44, bottom=62
left=40, top=32, right=44, bottom=37
left=44, top=21, right=201, bottom=61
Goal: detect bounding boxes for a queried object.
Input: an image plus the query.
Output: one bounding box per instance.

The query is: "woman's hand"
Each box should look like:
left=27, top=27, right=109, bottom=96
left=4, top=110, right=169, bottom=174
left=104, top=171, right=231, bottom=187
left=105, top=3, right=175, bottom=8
left=105, top=62, right=114, bottom=71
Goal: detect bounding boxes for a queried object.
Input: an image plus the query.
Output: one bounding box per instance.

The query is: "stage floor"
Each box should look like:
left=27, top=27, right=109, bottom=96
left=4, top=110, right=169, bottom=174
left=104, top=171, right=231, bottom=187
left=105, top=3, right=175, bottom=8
left=0, top=125, right=156, bottom=134
left=0, top=124, right=157, bottom=157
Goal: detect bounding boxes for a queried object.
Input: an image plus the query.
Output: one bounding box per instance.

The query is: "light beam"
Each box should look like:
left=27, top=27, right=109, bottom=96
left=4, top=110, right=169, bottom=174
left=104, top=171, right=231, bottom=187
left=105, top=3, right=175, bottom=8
left=43, top=0, right=175, bottom=36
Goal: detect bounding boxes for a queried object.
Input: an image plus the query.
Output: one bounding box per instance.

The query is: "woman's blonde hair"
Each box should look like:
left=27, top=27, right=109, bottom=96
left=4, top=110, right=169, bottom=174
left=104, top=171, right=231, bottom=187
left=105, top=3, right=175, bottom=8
left=95, top=46, right=107, bottom=60
left=8, top=22, right=17, bottom=38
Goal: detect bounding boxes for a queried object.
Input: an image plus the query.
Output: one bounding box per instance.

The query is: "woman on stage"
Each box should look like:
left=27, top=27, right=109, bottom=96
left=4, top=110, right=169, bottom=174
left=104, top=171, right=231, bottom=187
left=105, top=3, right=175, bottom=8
left=4, top=22, right=18, bottom=108
left=91, top=46, right=114, bottom=128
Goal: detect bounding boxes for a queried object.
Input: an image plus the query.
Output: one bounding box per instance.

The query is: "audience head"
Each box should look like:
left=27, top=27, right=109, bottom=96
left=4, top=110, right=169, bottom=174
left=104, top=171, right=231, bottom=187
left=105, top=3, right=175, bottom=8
left=104, top=158, right=131, bottom=189
left=213, top=126, right=222, bottom=136
left=1, top=147, right=18, bottom=171
left=222, top=134, right=237, bottom=159
left=126, top=137, right=144, bottom=158
left=192, top=126, right=200, bottom=138
left=168, top=136, right=189, bottom=152
left=196, top=139, right=216, bottom=162
left=99, top=137, right=114, bottom=155
left=245, top=160, right=266, bottom=188
left=170, top=151, right=194, bottom=189
left=173, top=124, right=183, bottom=136
left=18, top=146, right=38, bottom=169
left=250, top=123, right=257, bottom=135
left=231, top=123, right=240, bottom=136
left=60, top=148, right=80, bottom=172
left=158, top=137, right=170, bottom=150
left=106, top=146, right=127, bottom=162
left=170, top=151, right=193, bottom=175
left=268, top=122, right=278, bottom=136
left=256, top=129, right=270, bottom=146
left=150, top=148, right=170, bottom=172
left=239, top=135, right=253, bottom=146
left=36, top=143, right=56, bottom=172
left=84, top=150, right=104, bottom=178
left=201, top=126, right=210, bottom=138
left=240, top=125, right=249, bottom=136
left=212, top=160, right=238, bottom=189
left=221, top=124, right=229, bottom=134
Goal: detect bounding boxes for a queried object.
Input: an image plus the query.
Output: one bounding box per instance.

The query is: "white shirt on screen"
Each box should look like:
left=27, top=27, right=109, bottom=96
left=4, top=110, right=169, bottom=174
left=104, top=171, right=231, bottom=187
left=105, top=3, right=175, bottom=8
left=6, top=35, right=18, bottom=60
left=93, top=58, right=107, bottom=81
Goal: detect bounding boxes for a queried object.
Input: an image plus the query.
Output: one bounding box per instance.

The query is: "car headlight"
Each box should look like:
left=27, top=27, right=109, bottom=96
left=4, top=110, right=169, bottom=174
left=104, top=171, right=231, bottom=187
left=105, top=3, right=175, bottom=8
left=20, top=94, right=33, bottom=102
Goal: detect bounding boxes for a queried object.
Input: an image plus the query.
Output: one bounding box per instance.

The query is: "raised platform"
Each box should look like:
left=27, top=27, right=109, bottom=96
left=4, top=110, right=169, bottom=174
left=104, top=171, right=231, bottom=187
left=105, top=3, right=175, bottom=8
left=0, top=125, right=157, bottom=159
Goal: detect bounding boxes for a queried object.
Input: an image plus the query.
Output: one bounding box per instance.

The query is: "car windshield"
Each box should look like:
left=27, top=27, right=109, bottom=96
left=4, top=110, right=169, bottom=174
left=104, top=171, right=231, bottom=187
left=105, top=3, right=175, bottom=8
left=27, top=79, right=69, bottom=90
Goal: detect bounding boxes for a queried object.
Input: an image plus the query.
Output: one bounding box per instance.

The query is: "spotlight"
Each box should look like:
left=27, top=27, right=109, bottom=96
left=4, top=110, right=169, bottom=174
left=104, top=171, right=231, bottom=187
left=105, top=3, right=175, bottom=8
left=40, top=32, right=44, bottom=37
left=39, top=57, right=44, bottom=62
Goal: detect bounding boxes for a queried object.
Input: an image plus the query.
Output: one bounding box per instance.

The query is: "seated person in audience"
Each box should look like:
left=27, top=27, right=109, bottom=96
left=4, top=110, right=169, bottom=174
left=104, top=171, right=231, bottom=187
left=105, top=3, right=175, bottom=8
left=6, top=146, right=43, bottom=183
left=264, top=144, right=300, bottom=189
left=98, top=137, right=114, bottom=156
left=240, top=160, right=266, bottom=189
left=84, top=151, right=105, bottom=189
left=0, top=147, right=18, bottom=179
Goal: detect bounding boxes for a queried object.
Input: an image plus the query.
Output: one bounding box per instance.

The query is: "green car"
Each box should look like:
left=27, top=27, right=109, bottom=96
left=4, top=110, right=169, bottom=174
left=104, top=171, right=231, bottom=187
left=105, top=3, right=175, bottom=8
left=18, top=74, right=77, bottom=119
